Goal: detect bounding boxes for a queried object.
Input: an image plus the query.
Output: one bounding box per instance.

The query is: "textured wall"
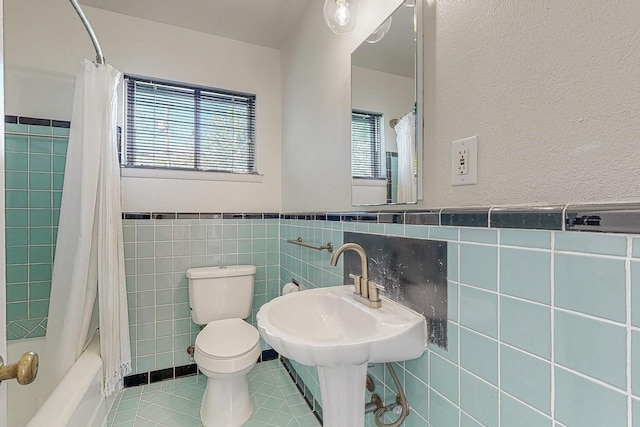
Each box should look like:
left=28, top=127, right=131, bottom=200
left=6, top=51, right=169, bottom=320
left=425, top=0, right=640, bottom=206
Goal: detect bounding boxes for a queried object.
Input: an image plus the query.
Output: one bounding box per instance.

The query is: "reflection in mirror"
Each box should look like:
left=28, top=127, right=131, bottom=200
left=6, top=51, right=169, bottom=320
left=351, top=0, right=420, bottom=206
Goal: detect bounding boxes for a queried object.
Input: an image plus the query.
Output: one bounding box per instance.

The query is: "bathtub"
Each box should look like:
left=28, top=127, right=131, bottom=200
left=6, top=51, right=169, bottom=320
left=8, top=333, right=111, bottom=427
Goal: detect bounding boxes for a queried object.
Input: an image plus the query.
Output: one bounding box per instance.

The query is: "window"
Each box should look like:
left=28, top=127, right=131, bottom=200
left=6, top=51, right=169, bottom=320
left=124, top=76, right=257, bottom=174
left=351, top=110, right=383, bottom=179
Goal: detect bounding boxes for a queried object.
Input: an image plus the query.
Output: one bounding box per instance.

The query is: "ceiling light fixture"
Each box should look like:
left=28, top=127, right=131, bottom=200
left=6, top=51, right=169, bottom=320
left=366, top=17, right=392, bottom=43
left=323, top=0, right=360, bottom=34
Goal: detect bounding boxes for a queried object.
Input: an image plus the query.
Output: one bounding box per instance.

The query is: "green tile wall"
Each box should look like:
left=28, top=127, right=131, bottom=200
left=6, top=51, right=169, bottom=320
left=8, top=135, right=639, bottom=427
left=122, top=218, right=280, bottom=375
left=280, top=219, right=640, bottom=427
left=5, top=124, right=68, bottom=340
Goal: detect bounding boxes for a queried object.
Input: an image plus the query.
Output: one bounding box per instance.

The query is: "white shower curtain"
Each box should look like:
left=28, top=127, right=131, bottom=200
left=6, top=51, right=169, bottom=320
left=395, top=112, right=417, bottom=204
left=45, top=59, right=131, bottom=396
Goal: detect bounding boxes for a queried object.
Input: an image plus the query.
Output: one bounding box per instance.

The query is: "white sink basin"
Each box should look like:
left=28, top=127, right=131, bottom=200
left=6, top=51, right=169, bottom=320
left=257, top=285, right=427, bottom=366
left=256, top=285, right=427, bottom=427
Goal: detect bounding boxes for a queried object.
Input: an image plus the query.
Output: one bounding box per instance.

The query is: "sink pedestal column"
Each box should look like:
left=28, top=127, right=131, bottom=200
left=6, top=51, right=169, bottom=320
left=317, top=364, right=368, bottom=427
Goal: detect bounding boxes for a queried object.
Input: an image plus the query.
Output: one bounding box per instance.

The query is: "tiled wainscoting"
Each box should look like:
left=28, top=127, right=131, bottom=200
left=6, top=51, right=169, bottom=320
left=122, top=216, right=280, bottom=374
left=4, top=120, right=69, bottom=339
left=281, top=217, right=640, bottom=427
left=5, top=117, right=640, bottom=426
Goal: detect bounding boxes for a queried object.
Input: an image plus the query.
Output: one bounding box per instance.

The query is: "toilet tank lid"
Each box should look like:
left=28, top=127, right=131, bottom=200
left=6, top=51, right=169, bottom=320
left=186, top=265, right=256, bottom=279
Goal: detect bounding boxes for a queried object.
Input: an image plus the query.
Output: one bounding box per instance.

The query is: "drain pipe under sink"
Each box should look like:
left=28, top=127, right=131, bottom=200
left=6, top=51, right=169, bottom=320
left=364, top=363, right=410, bottom=427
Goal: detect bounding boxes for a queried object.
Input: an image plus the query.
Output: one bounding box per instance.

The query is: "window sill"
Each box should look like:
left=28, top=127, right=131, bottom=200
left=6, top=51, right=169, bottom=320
left=120, top=167, right=264, bottom=183
left=352, top=178, right=387, bottom=187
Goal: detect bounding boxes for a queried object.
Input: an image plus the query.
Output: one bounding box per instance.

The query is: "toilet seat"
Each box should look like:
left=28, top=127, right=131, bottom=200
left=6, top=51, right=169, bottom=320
left=195, top=318, right=260, bottom=374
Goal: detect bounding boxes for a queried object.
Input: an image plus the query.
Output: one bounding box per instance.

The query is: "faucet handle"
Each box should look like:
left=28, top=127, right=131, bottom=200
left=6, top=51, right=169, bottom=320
left=368, top=281, right=384, bottom=303
left=348, top=274, right=363, bottom=295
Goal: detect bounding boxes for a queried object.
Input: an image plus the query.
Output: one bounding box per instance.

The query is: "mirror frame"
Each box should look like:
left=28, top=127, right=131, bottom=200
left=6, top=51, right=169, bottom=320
left=350, top=0, right=424, bottom=206
left=416, top=0, right=424, bottom=201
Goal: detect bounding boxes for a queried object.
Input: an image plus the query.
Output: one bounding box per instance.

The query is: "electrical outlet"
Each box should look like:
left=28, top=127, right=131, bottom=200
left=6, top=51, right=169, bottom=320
left=451, top=136, right=478, bottom=186
left=457, top=148, right=469, bottom=175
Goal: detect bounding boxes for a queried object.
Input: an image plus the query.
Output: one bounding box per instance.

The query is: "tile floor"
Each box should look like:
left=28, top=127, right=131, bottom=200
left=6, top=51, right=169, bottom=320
left=107, top=360, right=321, bottom=427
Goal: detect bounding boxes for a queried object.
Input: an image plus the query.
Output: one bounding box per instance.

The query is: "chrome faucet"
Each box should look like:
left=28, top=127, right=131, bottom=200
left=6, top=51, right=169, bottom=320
left=330, top=243, right=384, bottom=309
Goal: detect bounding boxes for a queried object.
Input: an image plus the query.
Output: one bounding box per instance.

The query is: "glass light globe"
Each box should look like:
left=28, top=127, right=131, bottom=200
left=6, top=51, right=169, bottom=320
left=366, top=17, right=392, bottom=44
left=323, top=0, right=360, bottom=35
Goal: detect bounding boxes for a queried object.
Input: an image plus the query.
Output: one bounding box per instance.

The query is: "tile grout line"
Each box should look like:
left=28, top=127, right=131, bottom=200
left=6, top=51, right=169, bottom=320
left=554, top=363, right=629, bottom=396
left=627, top=236, right=633, bottom=427
left=460, top=276, right=630, bottom=331
left=553, top=306, right=628, bottom=329
left=496, top=228, right=501, bottom=427
left=493, top=243, right=552, bottom=253
left=427, top=349, right=432, bottom=424
left=457, top=225, right=462, bottom=427
left=553, top=248, right=629, bottom=260
left=442, top=381, right=554, bottom=426
left=550, top=231, right=556, bottom=421
left=498, top=290, right=552, bottom=309
left=156, top=220, right=162, bottom=372
left=459, top=407, right=486, bottom=427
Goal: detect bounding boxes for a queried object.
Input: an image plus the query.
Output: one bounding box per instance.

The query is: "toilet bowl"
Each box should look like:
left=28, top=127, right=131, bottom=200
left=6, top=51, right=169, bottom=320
left=186, top=265, right=259, bottom=427
left=195, top=318, right=261, bottom=427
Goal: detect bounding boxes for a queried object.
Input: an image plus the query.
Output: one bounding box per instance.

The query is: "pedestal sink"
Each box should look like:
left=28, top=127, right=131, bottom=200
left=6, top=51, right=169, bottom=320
left=256, top=285, right=427, bottom=427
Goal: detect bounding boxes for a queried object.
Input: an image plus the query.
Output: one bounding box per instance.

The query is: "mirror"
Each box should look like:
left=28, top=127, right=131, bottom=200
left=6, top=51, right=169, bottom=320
left=351, top=0, right=422, bottom=206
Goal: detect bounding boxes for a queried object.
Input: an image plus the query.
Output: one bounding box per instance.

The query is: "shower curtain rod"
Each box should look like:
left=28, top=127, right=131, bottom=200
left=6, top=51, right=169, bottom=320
left=69, top=0, right=105, bottom=65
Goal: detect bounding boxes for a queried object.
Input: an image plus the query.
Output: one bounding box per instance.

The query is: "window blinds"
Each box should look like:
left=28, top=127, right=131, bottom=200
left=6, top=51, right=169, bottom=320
left=124, top=76, right=257, bottom=174
left=351, top=111, right=383, bottom=179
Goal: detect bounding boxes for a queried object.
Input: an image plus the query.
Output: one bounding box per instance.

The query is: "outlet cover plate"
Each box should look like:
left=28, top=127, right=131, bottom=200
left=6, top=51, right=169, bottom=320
left=452, top=136, right=478, bottom=186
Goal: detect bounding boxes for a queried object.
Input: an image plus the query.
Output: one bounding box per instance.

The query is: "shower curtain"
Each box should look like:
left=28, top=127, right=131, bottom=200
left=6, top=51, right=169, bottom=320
left=395, top=112, right=417, bottom=204
left=45, top=59, right=131, bottom=396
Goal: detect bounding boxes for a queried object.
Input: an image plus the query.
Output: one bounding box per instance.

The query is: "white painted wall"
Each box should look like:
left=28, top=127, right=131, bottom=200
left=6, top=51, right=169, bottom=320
left=281, top=0, right=403, bottom=212
left=283, top=0, right=640, bottom=210
left=4, top=0, right=282, bottom=212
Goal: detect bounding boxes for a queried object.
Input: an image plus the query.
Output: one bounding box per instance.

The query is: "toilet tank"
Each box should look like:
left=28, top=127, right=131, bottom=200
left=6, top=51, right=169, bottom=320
left=186, top=265, right=256, bottom=325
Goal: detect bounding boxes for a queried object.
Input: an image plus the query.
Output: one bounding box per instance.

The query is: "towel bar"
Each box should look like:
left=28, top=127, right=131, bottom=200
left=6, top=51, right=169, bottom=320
left=286, top=237, right=333, bottom=253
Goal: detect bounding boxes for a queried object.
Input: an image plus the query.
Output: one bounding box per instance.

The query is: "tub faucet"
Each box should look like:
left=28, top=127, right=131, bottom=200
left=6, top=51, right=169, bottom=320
left=330, top=243, right=383, bottom=309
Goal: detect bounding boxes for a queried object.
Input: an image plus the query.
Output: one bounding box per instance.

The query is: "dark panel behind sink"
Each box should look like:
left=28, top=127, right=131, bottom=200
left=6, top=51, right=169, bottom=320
left=343, top=232, right=447, bottom=349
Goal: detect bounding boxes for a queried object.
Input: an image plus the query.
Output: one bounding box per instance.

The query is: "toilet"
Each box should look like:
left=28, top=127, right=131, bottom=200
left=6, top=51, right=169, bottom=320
left=186, top=265, right=261, bottom=427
